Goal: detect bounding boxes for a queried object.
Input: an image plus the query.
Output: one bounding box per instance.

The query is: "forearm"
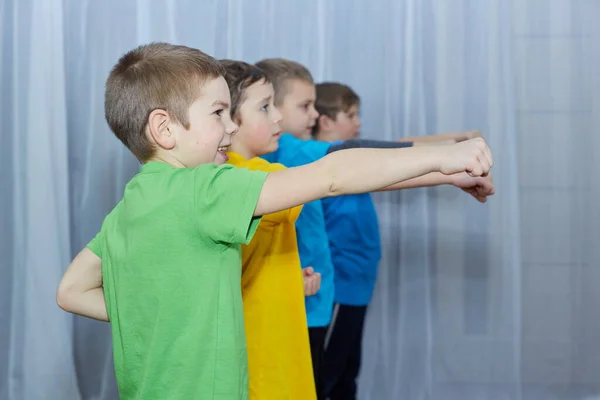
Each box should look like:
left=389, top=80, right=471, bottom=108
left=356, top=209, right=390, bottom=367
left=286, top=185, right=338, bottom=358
left=380, top=171, right=453, bottom=191
left=256, top=146, right=440, bottom=216
left=57, top=287, right=109, bottom=322
left=256, top=138, right=491, bottom=215
left=400, top=131, right=479, bottom=144
left=399, top=135, right=455, bottom=143
left=412, top=139, right=455, bottom=147
left=322, top=146, right=440, bottom=195
left=384, top=171, right=497, bottom=203
left=57, top=247, right=109, bottom=322
left=329, top=139, right=453, bottom=190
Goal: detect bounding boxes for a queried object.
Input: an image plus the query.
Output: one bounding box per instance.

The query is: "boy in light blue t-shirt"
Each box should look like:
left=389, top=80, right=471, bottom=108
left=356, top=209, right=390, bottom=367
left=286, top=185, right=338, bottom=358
left=313, top=82, right=494, bottom=399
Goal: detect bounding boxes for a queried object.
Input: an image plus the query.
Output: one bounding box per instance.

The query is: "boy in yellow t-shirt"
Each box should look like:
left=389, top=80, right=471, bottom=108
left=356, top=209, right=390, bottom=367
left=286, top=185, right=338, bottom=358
left=220, top=59, right=320, bottom=400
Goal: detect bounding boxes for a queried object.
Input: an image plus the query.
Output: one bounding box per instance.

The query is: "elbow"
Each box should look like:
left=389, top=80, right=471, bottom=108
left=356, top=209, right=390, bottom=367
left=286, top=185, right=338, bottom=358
left=327, top=179, right=343, bottom=197
left=324, top=169, right=347, bottom=197
left=319, top=157, right=347, bottom=197
left=56, top=283, right=73, bottom=312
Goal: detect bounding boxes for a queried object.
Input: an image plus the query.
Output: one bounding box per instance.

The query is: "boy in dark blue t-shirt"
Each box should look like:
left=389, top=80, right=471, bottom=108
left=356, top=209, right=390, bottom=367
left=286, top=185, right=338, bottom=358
left=313, top=82, right=493, bottom=400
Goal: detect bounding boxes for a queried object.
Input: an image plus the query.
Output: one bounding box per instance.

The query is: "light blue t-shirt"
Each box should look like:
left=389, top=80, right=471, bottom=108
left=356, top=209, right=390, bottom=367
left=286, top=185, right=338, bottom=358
left=261, top=134, right=334, bottom=328
left=321, top=193, right=381, bottom=306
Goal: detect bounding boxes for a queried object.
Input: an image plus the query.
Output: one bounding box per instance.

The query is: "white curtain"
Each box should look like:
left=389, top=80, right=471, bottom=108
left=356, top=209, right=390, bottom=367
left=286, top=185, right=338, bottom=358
left=1, top=1, right=598, bottom=399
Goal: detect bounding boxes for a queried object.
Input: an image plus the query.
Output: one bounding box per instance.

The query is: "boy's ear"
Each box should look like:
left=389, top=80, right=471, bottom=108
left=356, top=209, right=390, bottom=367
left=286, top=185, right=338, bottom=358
left=318, top=114, right=334, bottom=133
left=147, top=109, right=176, bottom=150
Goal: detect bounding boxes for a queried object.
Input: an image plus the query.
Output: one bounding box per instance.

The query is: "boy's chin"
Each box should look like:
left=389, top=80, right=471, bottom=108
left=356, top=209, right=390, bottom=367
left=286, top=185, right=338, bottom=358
left=214, top=150, right=229, bottom=164
left=288, top=130, right=311, bottom=140
left=257, top=142, right=279, bottom=156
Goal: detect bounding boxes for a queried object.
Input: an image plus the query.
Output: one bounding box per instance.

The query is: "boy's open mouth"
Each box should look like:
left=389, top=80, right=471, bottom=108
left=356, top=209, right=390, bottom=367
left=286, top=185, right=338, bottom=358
left=217, top=146, right=229, bottom=162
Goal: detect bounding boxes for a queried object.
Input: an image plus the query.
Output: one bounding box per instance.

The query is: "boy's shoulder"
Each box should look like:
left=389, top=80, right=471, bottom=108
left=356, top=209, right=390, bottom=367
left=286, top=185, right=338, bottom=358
left=92, top=161, right=268, bottom=253
left=140, top=161, right=238, bottom=174
left=115, top=162, right=264, bottom=220
left=138, top=161, right=250, bottom=186
left=136, top=161, right=267, bottom=198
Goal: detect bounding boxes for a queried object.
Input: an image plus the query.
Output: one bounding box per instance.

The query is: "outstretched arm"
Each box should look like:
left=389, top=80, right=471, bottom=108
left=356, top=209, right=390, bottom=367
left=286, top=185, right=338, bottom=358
left=57, top=248, right=109, bottom=322
left=328, top=138, right=414, bottom=152
left=326, top=134, right=494, bottom=201
left=399, top=130, right=482, bottom=144
left=381, top=172, right=495, bottom=202
left=254, top=138, right=493, bottom=216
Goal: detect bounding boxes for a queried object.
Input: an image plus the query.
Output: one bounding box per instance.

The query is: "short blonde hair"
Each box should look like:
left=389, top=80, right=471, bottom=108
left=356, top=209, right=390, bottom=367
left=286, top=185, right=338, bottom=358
left=255, top=58, right=314, bottom=105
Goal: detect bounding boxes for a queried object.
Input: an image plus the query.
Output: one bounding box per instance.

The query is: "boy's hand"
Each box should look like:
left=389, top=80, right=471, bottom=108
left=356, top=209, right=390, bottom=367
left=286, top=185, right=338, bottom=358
left=438, top=138, right=493, bottom=177
left=450, top=172, right=495, bottom=203
left=302, top=267, right=321, bottom=296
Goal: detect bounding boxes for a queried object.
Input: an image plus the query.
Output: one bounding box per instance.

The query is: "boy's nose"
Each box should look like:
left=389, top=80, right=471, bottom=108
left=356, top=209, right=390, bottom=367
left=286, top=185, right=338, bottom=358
left=227, top=121, right=239, bottom=136
left=310, top=106, right=319, bottom=119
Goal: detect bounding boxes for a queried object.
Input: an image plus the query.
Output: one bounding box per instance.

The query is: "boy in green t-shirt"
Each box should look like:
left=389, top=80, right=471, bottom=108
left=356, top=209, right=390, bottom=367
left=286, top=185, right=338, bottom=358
left=57, top=43, right=494, bottom=399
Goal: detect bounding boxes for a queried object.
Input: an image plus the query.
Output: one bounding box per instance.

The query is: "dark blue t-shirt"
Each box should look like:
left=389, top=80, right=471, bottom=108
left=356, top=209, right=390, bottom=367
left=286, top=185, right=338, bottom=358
left=322, top=140, right=413, bottom=305
left=321, top=193, right=381, bottom=305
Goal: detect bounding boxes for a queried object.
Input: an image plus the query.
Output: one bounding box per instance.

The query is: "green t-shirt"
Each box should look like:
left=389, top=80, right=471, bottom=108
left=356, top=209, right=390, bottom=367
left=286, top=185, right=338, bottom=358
left=88, top=161, right=268, bottom=399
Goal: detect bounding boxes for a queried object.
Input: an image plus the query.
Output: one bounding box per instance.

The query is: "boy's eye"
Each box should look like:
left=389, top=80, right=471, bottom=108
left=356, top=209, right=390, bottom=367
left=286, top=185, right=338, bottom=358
left=214, top=109, right=224, bottom=116
left=260, top=104, right=269, bottom=112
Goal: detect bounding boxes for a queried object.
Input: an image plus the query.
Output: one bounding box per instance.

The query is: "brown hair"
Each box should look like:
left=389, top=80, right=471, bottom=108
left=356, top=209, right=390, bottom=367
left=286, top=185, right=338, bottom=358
left=313, top=82, right=360, bottom=135
left=254, top=58, right=313, bottom=106
left=219, top=60, right=270, bottom=122
left=105, top=42, right=224, bottom=162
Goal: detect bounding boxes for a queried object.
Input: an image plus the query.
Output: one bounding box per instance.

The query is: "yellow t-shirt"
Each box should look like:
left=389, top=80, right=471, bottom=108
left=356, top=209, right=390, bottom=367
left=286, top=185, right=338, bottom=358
left=227, top=152, right=316, bottom=400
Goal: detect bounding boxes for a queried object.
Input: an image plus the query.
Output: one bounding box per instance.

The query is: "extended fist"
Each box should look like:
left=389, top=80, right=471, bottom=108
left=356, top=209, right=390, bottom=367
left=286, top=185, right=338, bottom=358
left=439, top=138, right=493, bottom=177
left=451, top=172, right=495, bottom=203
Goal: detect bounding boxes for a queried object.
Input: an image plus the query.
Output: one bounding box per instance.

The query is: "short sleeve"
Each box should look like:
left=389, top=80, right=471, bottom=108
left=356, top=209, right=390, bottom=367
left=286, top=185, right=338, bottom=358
left=194, top=164, right=269, bottom=244
left=87, top=230, right=103, bottom=258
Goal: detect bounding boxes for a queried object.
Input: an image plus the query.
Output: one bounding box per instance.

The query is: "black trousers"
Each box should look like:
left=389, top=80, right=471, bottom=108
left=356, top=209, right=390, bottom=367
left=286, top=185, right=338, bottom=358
left=322, top=304, right=368, bottom=400
left=309, top=326, right=328, bottom=400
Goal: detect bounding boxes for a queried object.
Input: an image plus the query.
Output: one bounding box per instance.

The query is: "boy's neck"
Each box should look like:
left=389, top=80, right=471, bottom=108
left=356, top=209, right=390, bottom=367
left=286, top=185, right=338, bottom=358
left=313, top=130, right=339, bottom=143
left=228, top=145, right=258, bottom=160
left=287, top=130, right=312, bottom=141
left=146, top=154, right=186, bottom=168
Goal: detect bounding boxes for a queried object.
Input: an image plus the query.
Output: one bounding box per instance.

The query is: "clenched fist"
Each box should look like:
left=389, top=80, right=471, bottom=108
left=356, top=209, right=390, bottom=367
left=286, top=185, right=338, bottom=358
left=302, top=267, right=321, bottom=296
left=438, top=138, right=493, bottom=177
left=451, top=172, right=495, bottom=203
